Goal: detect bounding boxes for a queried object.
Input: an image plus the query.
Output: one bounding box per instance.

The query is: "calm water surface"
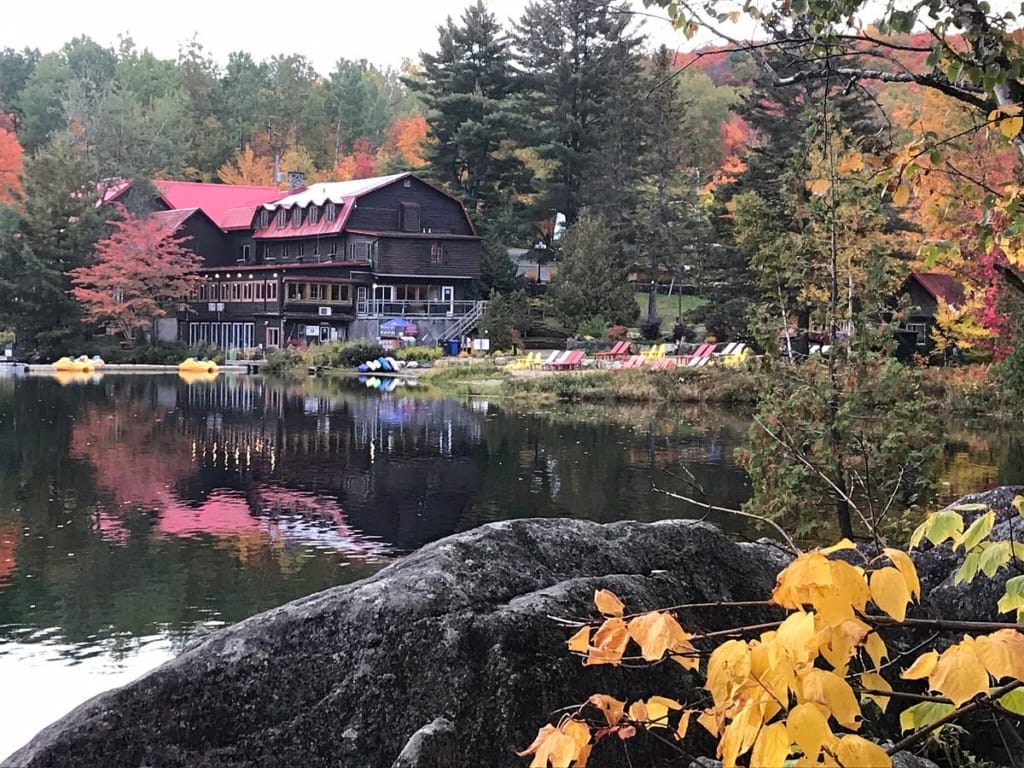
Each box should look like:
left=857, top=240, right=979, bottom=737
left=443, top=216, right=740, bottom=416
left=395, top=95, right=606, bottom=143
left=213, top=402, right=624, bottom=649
left=0, top=372, right=1017, bottom=757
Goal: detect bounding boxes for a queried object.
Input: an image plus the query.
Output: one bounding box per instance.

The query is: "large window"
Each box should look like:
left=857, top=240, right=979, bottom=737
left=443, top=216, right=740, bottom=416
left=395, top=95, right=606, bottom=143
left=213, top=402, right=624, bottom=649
left=325, top=202, right=337, bottom=223
left=395, top=285, right=434, bottom=301
left=284, top=282, right=351, bottom=303
left=291, top=208, right=302, bottom=227
left=276, top=209, right=287, bottom=228
left=189, top=321, right=255, bottom=349
left=430, top=242, right=444, bottom=264
left=308, top=206, right=319, bottom=225
left=266, top=327, right=281, bottom=348
left=258, top=210, right=269, bottom=228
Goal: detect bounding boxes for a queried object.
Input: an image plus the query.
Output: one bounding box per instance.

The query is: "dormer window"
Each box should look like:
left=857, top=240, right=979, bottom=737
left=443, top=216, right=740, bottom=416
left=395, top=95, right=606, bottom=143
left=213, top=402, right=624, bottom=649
left=401, top=202, right=420, bottom=232
left=258, top=209, right=270, bottom=228
left=291, top=207, right=302, bottom=227
left=276, top=209, right=287, bottom=228
left=325, top=202, right=337, bottom=223
left=308, top=206, right=319, bottom=225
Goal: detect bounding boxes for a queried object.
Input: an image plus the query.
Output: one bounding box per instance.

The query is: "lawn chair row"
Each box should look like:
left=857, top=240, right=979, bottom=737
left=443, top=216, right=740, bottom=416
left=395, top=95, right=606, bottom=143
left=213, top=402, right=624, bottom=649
left=680, top=342, right=751, bottom=367
left=541, top=349, right=585, bottom=370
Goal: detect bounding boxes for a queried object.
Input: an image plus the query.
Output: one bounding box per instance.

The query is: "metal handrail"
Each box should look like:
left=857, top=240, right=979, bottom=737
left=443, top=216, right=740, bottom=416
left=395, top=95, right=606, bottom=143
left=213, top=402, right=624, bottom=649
left=356, top=299, right=478, bottom=318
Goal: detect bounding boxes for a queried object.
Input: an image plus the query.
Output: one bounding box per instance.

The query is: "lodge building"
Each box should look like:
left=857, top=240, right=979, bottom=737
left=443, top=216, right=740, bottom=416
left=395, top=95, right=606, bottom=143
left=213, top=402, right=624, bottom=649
left=104, top=172, right=484, bottom=350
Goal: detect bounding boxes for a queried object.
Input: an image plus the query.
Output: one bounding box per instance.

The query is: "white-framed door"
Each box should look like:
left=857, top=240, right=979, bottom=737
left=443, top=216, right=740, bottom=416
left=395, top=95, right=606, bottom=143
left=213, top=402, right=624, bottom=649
left=441, top=285, right=454, bottom=316
left=373, top=284, right=394, bottom=316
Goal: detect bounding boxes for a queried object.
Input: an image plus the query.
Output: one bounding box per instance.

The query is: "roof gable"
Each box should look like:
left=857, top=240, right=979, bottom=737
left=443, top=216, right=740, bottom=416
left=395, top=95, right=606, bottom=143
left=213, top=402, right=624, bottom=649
left=153, top=180, right=282, bottom=231
left=907, top=272, right=965, bottom=307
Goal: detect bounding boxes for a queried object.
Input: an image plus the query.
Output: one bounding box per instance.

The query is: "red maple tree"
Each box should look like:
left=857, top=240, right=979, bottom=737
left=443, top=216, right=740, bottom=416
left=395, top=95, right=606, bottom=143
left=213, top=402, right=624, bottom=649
left=0, top=127, right=23, bottom=205
left=70, top=204, right=205, bottom=340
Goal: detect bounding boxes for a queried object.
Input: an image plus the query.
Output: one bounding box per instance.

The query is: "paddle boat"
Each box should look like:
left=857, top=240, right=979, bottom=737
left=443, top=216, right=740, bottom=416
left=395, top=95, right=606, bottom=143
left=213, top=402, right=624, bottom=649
left=178, top=357, right=220, bottom=374
left=53, top=355, right=104, bottom=373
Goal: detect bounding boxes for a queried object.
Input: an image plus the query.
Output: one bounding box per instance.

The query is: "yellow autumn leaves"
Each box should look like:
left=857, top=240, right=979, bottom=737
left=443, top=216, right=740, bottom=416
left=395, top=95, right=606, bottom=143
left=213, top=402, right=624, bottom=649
left=522, top=529, right=1024, bottom=768
left=565, top=589, right=700, bottom=670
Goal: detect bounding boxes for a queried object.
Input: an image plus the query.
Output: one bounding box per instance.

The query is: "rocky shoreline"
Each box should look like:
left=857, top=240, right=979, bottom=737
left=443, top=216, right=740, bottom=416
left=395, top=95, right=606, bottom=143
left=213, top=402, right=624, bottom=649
left=5, top=489, right=1023, bottom=768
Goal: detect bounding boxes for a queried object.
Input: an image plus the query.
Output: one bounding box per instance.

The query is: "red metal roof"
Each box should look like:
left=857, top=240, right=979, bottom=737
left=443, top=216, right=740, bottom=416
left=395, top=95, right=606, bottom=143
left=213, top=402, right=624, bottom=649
left=153, top=180, right=282, bottom=232
left=909, top=272, right=965, bottom=307
left=97, top=177, right=134, bottom=206
left=151, top=207, right=200, bottom=237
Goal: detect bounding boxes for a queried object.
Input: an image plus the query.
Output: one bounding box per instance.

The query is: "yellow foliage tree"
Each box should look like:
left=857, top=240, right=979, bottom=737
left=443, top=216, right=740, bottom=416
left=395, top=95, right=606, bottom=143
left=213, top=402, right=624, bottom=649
left=218, top=145, right=275, bottom=186
left=522, top=503, right=1024, bottom=768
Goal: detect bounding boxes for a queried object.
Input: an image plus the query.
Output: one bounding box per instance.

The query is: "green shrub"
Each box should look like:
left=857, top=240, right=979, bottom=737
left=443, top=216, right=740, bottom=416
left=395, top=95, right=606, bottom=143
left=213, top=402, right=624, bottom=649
left=396, top=346, right=442, bottom=362
left=263, top=348, right=305, bottom=376
left=81, top=339, right=224, bottom=365
left=302, top=340, right=387, bottom=369
left=577, top=316, right=608, bottom=339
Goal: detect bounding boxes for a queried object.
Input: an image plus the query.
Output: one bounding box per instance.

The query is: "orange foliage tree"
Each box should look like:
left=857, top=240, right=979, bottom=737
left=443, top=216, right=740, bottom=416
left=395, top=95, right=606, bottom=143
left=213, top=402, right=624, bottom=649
left=381, top=116, right=430, bottom=169
left=70, top=204, right=205, bottom=341
left=0, top=127, right=23, bottom=204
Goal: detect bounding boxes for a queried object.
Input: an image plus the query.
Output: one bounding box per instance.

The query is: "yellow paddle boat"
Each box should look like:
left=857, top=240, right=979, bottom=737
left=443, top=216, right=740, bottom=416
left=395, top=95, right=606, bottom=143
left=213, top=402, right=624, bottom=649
left=178, top=357, right=219, bottom=374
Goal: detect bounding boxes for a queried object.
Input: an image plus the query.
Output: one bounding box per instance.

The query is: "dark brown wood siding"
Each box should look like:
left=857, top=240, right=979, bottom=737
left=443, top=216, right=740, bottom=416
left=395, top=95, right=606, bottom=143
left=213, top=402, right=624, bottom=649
left=182, top=215, right=233, bottom=268
left=346, top=177, right=475, bottom=235
left=373, top=237, right=481, bottom=279
left=903, top=280, right=938, bottom=321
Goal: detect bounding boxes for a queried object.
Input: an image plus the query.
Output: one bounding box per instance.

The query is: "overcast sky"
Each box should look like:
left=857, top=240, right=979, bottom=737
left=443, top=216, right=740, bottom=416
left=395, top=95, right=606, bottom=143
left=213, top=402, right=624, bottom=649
left=2, top=0, right=689, bottom=74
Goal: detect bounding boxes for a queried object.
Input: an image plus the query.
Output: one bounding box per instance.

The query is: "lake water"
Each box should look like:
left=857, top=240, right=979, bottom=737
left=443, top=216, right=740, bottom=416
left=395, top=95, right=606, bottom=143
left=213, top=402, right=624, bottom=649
left=0, top=372, right=1016, bottom=758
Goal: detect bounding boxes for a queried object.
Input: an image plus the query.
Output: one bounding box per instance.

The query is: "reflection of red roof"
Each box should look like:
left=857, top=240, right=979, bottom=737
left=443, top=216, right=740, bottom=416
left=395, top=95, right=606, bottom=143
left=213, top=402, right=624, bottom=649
left=159, top=491, right=262, bottom=537
left=909, top=272, right=965, bottom=307
left=0, top=525, right=17, bottom=582
left=153, top=180, right=282, bottom=232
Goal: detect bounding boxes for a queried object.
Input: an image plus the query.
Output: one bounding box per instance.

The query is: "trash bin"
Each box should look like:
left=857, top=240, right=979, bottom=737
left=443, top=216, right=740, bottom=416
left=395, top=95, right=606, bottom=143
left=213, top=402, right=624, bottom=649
left=445, top=338, right=461, bottom=357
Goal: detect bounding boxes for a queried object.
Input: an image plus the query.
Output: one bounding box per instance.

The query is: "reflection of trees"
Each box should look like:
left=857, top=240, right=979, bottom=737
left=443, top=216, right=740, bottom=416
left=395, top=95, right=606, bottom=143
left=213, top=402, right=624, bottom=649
left=464, top=405, right=754, bottom=534
left=70, top=399, right=195, bottom=511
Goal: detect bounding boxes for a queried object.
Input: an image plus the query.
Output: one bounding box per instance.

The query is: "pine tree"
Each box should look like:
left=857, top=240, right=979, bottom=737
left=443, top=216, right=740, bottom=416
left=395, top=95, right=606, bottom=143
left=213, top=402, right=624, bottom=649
left=0, top=138, right=103, bottom=355
left=547, top=213, right=639, bottom=333
left=411, top=1, right=533, bottom=239
left=512, top=0, right=644, bottom=226
left=634, top=47, right=714, bottom=325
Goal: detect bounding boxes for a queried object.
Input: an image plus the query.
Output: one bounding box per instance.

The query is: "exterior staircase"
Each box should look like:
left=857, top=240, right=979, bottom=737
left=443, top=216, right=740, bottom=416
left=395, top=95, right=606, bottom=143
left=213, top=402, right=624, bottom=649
left=421, top=301, right=487, bottom=344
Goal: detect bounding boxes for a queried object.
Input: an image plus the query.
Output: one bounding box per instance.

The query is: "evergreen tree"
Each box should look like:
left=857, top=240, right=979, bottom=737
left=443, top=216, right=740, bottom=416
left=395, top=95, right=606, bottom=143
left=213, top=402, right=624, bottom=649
left=547, top=213, right=638, bottom=333
left=479, top=289, right=532, bottom=350
left=634, top=46, right=714, bottom=325
left=512, top=0, right=644, bottom=226
left=0, top=138, right=103, bottom=355
left=411, top=1, right=533, bottom=239
left=0, top=47, right=40, bottom=128
left=478, top=229, right=524, bottom=297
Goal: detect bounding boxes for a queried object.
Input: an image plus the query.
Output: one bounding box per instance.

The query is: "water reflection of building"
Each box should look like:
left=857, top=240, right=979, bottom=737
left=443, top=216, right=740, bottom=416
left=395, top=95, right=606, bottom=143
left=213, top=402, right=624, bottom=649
left=178, top=377, right=483, bottom=551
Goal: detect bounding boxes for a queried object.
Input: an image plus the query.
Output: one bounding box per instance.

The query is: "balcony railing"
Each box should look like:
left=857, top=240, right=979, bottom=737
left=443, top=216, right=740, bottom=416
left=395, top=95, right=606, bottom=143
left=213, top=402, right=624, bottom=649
left=357, top=299, right=477, bottom=319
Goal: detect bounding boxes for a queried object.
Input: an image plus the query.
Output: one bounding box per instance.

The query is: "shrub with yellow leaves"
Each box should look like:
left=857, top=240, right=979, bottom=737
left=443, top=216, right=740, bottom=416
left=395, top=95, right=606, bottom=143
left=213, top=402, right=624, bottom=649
left=521, top=501, right=1024, bottom=768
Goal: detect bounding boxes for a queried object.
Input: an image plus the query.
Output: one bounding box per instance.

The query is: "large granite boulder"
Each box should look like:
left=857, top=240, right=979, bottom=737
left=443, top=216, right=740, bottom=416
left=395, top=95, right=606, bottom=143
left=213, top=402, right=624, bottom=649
left=4, top=518, right=783, bottom=768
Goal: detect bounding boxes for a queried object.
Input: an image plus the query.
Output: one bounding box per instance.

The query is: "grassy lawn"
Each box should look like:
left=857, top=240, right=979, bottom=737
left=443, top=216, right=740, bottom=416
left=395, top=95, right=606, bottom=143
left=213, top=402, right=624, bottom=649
left=634, top=292, right=707, bottom=320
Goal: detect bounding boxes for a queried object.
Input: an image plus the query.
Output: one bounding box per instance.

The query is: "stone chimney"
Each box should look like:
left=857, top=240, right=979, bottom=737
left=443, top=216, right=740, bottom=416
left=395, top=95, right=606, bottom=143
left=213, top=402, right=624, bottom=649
left=287, top=171, right=306, bottom=192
